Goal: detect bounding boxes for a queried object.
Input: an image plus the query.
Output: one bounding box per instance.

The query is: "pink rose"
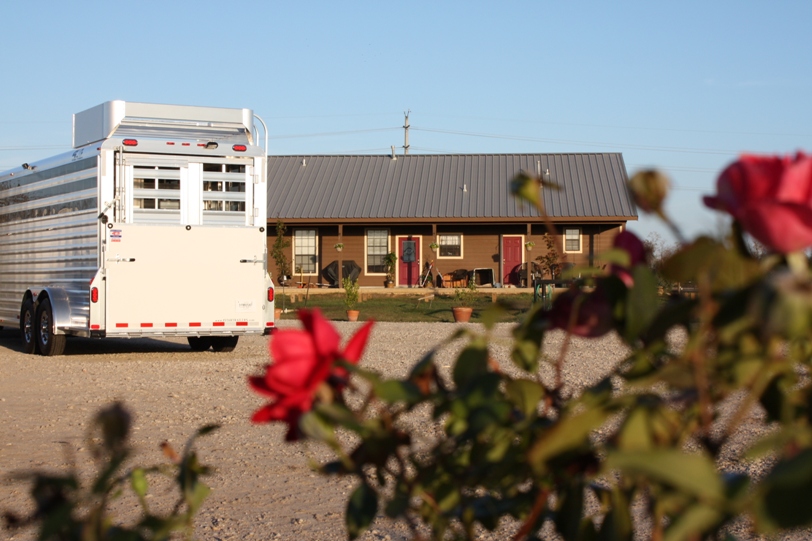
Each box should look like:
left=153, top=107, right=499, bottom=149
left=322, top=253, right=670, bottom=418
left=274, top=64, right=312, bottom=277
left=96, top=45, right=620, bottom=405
left=248, top=309, right=373, bottom=441
left=703, top=153, right=812, bottom=253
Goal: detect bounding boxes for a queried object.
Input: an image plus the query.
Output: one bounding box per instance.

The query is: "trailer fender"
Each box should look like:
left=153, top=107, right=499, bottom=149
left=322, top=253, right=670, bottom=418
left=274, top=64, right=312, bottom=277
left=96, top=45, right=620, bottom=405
left=36, top=288, right=72, bottom=335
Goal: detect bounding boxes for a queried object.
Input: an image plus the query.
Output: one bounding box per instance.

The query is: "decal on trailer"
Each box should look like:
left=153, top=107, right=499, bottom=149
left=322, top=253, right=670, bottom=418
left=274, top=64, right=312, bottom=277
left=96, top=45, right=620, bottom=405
left=110, top=229, right=122, bottom=242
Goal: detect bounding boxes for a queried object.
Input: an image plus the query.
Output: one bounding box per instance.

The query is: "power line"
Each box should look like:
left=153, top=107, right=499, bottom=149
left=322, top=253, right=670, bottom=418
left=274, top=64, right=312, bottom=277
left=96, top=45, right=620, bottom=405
left=412, top=127, right=740, bottom=156
left=268, top=127, right=399, bottom=140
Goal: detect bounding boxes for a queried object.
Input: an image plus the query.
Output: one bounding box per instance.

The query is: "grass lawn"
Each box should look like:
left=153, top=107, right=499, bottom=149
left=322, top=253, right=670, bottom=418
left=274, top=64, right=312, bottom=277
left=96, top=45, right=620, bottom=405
left=274, top=292, right=537, bottom=323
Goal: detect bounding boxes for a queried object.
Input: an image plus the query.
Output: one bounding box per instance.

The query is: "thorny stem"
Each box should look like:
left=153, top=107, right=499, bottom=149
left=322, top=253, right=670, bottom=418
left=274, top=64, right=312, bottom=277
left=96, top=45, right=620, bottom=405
left=511, top=487, right=550, bottom=541
left=719, top=337, right=783, bottom=446
left=691, top=277, right=716, bottom=441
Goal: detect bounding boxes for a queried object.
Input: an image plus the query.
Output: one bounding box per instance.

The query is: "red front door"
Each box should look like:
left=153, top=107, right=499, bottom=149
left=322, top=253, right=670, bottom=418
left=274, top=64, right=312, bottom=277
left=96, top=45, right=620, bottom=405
left=398, top=237, right=420, bottom=286
left=502, top=236, right=523, bottom=286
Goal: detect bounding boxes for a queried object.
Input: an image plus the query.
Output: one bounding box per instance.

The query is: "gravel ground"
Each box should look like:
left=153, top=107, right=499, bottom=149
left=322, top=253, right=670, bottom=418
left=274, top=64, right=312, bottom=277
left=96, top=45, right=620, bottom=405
left=0, top=320, right=802, bottom=540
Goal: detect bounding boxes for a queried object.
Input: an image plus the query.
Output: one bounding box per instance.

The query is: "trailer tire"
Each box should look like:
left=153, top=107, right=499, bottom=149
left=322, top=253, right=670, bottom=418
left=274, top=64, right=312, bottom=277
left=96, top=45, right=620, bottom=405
left=187, top=336, right=213, bottom=351
left=20, top=299, right=38, bottom=354
left=210, top=336, right=239, bottom=352
left=36, top=298, right=66, bottom=356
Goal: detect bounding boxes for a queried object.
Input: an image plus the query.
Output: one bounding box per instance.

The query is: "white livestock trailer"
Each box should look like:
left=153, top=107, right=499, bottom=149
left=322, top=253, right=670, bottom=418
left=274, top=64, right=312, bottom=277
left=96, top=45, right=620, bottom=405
left=0, top=101, right=275, bottom=355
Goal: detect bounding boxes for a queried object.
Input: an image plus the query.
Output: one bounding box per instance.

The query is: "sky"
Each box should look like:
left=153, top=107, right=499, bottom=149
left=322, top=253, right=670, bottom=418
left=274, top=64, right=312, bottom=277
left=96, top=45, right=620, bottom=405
left=1, top=1, right=810, bottom=245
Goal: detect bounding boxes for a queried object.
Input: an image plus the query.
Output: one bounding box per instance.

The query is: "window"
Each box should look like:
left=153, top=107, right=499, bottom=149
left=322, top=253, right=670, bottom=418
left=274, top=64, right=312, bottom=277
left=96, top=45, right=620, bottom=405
left=564, top=228, right=581, bottom=253
left=294, top=229, right=317, bottom=274
left=133, top=166, right=181, bottom=211
left=438, top=234, right=462, bottom=258
left=366, top=229, right=389, bottom=274
left=201, top=163, right=246, bottom=217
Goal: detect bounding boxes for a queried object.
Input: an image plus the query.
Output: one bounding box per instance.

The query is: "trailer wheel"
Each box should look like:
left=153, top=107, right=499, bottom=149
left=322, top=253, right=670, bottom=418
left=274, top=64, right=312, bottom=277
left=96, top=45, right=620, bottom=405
left=210, top=336, right=239, bottom=352
left=187, top=336, right=213, bottom=351
left=36, top=298, right=66, bottom=356
left=20, top=299, right=38, bottom=354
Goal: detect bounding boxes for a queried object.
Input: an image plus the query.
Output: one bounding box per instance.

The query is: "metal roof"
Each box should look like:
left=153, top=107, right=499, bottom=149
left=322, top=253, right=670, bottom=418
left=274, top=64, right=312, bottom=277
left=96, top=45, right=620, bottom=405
left=267, top=153, right=637, bottom=223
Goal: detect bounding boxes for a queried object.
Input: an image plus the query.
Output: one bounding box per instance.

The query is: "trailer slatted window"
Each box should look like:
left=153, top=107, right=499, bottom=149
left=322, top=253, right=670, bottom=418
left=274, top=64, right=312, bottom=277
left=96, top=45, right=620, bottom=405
left=133, top=166, right=181, bottom=222
left=202, top=163, right=247, bottom=225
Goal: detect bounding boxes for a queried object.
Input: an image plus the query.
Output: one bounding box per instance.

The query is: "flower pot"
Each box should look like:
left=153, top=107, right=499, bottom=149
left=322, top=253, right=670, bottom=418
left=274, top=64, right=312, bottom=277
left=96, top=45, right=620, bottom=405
left=346, top=309, right=360, bottom=322
left=452, top=306, right=473, bottom=323
left=274, top=308, right=283, bottom=321
left=385, top=280, right=395, bottom=288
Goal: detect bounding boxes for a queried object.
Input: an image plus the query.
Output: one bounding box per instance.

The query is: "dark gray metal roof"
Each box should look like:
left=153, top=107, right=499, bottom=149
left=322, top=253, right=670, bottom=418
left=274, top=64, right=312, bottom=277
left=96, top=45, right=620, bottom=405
left=267, top=153, right=637, bottom=223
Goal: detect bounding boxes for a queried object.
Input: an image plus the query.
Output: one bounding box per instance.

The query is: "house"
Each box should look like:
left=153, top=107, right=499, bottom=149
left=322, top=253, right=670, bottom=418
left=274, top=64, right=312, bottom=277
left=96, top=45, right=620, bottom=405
left=266, top=153, right=637, bottom=288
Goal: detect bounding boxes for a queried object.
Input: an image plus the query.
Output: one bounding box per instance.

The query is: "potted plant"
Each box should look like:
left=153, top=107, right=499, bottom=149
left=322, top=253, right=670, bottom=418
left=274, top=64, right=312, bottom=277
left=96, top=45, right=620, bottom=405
left=271, top=220, right=291, bottom=284
left=525, top=240, right=535, bottom=251
left=451, top=278, right=477, bottom=322
left=429, top=241, right=439, bottom=252
left=342, top=277, right=360, bottom=321
left=383, top=251, right=398, bottom=288
left=334, top=242, right=344, bottom=252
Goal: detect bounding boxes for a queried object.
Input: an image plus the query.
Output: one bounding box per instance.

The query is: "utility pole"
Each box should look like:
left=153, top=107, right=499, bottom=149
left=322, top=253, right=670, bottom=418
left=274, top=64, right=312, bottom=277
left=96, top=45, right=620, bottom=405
left=403, top=110, right=410, bottom=155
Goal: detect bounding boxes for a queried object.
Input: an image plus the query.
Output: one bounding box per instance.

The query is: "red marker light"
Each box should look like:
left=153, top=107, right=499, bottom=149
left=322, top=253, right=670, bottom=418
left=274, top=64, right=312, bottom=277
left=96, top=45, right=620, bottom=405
left=267, top=287, right=275, bottom=302
left=122, top=139, right=138, bottom=146
left=232, top=144, right=247, bottom=152
left=91, top=287, right=99, bottom=303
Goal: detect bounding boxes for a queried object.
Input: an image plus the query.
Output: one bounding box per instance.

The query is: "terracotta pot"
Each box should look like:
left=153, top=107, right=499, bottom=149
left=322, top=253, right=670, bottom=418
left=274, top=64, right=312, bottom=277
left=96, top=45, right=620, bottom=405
left=346, top=309, right=360, bottom=322
left=385, top=280, right=395, bottom=288
left=274, top=308, right=283, bottom=321
left=452, top=306, right=473, bottom=323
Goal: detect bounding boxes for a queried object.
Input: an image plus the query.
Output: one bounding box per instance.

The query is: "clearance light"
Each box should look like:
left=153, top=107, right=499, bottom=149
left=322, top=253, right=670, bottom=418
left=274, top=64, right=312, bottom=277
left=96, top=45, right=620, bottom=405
left=267, top=287, right=275, bottom=302
left=232, top=144, right=247, bottom=152
left=166, top=142, right=176, bottom=146
left=91, top=287, right=99, bottom=303
left=122, top=139, right=138, bottom=147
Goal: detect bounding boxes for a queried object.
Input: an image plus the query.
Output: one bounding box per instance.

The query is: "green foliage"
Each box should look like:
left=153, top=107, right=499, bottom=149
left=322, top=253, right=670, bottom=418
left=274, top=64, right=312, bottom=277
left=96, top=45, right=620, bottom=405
left=342, top=276, right=360, bottom=310
left=3, top=402, right=216, bottom=541
left=383, top=252, right=398, bottom=281
left=271, top=220, right=291, bottom=279
left=453, top=278, right=478, bottom=307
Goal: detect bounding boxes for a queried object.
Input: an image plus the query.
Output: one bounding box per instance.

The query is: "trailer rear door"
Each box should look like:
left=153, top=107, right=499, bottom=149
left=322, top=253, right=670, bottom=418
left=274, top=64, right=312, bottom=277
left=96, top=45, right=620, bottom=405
left=103, top=223, right=267, bottom=335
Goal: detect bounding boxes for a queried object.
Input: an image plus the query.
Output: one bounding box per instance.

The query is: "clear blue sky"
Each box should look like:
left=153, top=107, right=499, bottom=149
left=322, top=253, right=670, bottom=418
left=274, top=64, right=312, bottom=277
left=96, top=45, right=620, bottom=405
left=2, top=1, right=810, bottom=244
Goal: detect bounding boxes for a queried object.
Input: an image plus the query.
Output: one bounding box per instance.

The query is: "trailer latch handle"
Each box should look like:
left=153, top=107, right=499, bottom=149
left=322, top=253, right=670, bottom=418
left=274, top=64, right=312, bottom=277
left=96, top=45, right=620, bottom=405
left=240, top=257, right=262, bottom=264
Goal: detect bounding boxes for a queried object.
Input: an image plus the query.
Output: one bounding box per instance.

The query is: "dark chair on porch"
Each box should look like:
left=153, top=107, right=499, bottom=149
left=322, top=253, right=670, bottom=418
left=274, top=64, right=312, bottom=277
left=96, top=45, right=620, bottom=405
left=323, top=260, right=361, bottom=287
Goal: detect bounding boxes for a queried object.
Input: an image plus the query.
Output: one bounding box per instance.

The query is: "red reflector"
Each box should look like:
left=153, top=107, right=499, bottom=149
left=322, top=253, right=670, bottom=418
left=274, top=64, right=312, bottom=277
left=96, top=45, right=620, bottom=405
left=122, top=139, right=138, bottom=146
left=236, top=321, right=248, bottom=326
left=141, top=323, right=153, bottom=328
left=182, top=142, right=190, bottom=146
left=267, top=287, right=275, bottom=302
left=91, top=287, right=99, bottom=303
left=166, top=141, right=175, bottom=145
left=266, top=322, right=274, bottom=327
left=91, top=324, right=100, bottom=330
left=166, top=322, right=177, bottom=327
left=213, top=322, right=225, bottom=327
left=190, top=322, right=201, bottom=327
left=116, top=323, right=128, bottom=328
left=197, top=143, right=205, bottom=147
left=232, top=144, right=247, bottom=152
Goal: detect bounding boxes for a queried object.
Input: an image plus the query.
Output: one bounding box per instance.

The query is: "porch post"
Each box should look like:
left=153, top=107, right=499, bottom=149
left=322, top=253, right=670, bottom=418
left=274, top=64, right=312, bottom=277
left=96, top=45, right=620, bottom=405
left=338, top=224, right=343, bottom=289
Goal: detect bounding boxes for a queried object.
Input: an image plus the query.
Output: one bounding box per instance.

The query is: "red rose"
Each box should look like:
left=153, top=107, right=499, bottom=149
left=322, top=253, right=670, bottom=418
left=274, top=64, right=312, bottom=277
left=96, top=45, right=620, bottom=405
left=548, top=285, right=614, bottom=338
left=703, top=153, right=812, bottom=254
left=611, top=230, right=647, bottom=287
left=248, top=309, right=373, bottom=441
